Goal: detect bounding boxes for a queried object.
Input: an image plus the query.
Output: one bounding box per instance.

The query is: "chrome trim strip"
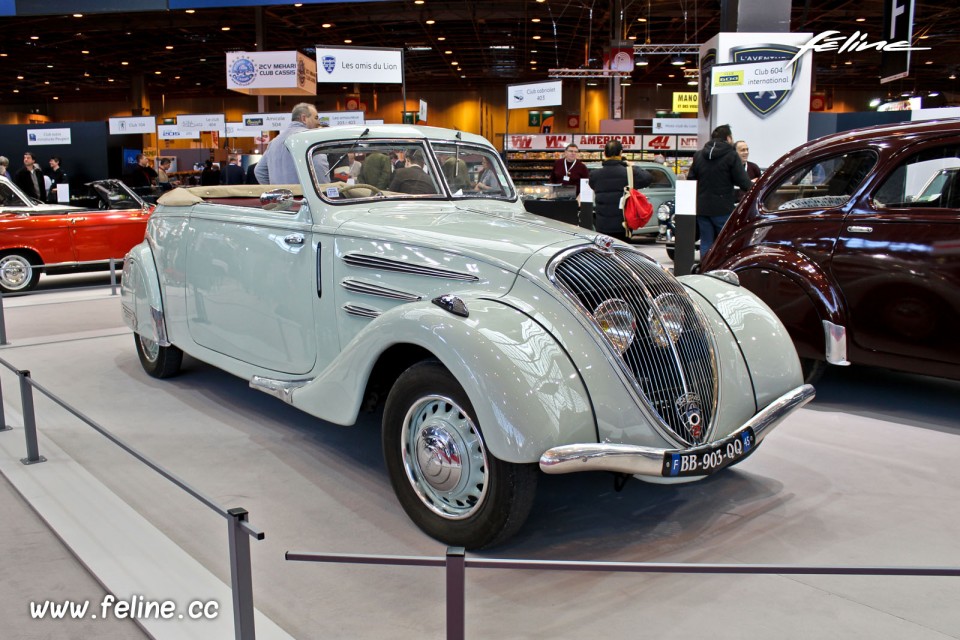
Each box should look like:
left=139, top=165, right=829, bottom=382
left=343, top=303, right=381, bottom=319
left=250, top=376, right=311, bottom=404
left=539, top=384, right=815, bottom=477
left=823, top=319, right=850, bottom=366
left=342, top=253, right=480, bottom=282
left=705, top=269, right=740, bottom=287
left=340, top=278, right=422, bottom=301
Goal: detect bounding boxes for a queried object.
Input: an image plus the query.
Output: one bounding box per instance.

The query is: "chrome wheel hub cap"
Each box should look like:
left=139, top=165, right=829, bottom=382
left=139, top=335, right=160, bottom=362
left=401, top=395, right=488, bottom=520
left=0, top=257, right=29, bottom=289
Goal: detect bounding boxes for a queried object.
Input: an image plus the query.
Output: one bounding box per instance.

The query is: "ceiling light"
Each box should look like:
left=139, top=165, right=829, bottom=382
left=490, top=45, right=512, bottom=50
left=73, top=13, right=83, bottom=18
left=0, top=53, right=6, bottom=57
left=344, top=39, right=352, bottom=43
left=108, top=78, right=114, bottom=82
left=687, top=80, right=698, bottom=85
left=437, top=36, right=445, bottom=41
left=155, top=71, right=161, bottom=74
left=869, top=98, right=882, bottom=107
left=951, top=73, right=957, bottom=80
left=165, top=45, right=174, bottom=50
left=531, top=60, right=537, bottom=64
left=84, top=72, right=90, bottom=77
left=855, top=17, right=866, bottom=22
left=670, top=55, right=686, bottom=66
left=451, top=61, right=458, bottom=65
left=621, top=80, right=632, bottom=86
left=532, top=35, right=541, bottom=40
left=185, top=9, right=194, bottom=13
left=408, top=46, right=432, bottom=51
left=425, top=19, right=435, bottom=25
left=294, top=2, right=302, bottom=5
left=221, top=26, right=230, bottom=31
left=200, top=58, right=206, bottom=62
left=16, top=75, right=23, bottom=79
left=82, top=50, right=90, bottom=54
left=30, top=36, right=39, bottom=40
left=628, top=35, right=637, bottom=40
left=174, top=75, right=180, bottom=79
left=415, top=0, right=424, bottom=3
left=637, top=17, right=647, bottom=22
left=929, top=91, right=940, bottom=96
left=919, top=35, right=929, bottom=39
left=53, top=96, right=59, bottom=100
left=444, top=50, right=452, bottom=54
left=844, top=60, right=853, bottom=65
left=532, top=18, right=540, bottom=23
left=46, top=64, right=53, bottom=68
left=121, top=61, right=129, bottom=65
left=12, top=89, right=18, bottom=93
left=322, top=23, right=332, bottom=28
left=925, top=60, right=932, bottom=64
left=586, top=81, right=598, bottom=86
left=668, top=74, right=675, bottom=78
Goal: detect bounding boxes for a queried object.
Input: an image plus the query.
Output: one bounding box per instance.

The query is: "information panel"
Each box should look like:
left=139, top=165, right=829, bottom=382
left=314, top=46, right=403, bottom=84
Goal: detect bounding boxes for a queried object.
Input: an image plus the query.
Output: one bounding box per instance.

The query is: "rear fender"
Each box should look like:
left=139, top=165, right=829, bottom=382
left=120, top=242, right=169, bottom=345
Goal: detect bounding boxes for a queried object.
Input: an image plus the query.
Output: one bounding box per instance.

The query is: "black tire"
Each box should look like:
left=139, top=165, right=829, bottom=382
left=134, top=333, right=183, bottom=378
left=0, top=251, right=41, bottom=293
left=383, top=361, right=538, bottom=549
left=800, top=357, right=827, bottom=385
left=666, top=246, right=675, bottom=260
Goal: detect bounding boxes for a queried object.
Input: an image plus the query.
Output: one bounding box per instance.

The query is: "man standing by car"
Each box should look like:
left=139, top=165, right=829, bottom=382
left=686, top=125, right=753, bottom=258
left=588, top=140, right=652, bottom=241
left=221, top=154, right=245, bottom=185
left=255, top=102, right=330, bottom=185
left=550, top=143, right=590, bottom=195
left=14, top=152, right=46, bottom=202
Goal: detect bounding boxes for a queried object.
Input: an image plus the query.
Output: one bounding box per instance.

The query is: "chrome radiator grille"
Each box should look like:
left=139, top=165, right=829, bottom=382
left=550, top=247, right=718, bottom=445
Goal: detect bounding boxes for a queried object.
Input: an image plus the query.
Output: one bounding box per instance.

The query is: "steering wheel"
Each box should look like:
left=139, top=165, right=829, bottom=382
left=339, top=183, right=383, bottom=199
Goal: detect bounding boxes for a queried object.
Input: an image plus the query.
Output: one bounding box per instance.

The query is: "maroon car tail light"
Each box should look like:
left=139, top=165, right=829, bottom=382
left=550, top=246, right=719, bottom=446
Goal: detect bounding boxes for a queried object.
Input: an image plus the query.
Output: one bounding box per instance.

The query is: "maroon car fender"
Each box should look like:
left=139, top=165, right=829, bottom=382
left=713, top=244, right=847, bottom=335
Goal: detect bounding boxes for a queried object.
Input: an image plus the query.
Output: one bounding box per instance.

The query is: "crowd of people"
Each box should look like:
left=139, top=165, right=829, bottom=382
left=1, top=152, right=71, bottom=203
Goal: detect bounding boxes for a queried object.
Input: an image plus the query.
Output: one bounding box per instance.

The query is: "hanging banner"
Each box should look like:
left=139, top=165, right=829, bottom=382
left=27, top=128, right=71, bottom=145
left=574, top=134, right=642, bottom=151
left=315, top=46, right=403, bottom=84
left=226, top=50, right=317, bottom=96
left=108, top=116, right=156, bottom=134
left=226, top=122, right=264, bottom=138
left=642, top=135, right=678, bottom=151
left=317, top=111, right=366, bottom=127
left=159, top=125, right=200, bottom=140
left=652, top=118, right=699, bottom=135
left=504, top=133, right=572, bottom=150
left=672, top=92, right=699, bottom=113
left=241, top=112, right=292, bottom=131
left=177, top=113, right=225, bottom=134
left=678, top=135, right=700, bottom=151
left=418, top=99, right=428, bottom=123
left=507, top=80, right=562, bottom=109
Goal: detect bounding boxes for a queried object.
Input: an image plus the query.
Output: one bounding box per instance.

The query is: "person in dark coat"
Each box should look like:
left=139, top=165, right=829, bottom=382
left=123, top=154, right=158, bottom=189
left=587, top=140, right=652, bottom=241
left=734, top=140, right=762, bottom=203
left=358, top=151, right=393, bottom=190
left=245, top=162, right=259, bottom=184
left=13, top=152, right=47, bottom=202
left=388, top=149, right=436, bottom=194
left=200, top=160, right=220, bottom=186
left=686, top=125, right=753, bottom=258
left=220, top=155, right=245, bottom=185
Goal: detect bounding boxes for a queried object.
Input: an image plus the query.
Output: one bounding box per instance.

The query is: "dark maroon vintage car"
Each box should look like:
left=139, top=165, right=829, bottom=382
left=700, top=118, right=960, bottom=382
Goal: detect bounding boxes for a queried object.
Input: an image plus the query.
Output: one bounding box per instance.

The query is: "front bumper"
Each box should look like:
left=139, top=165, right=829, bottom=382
left=539, top=384, right=814, bottom=478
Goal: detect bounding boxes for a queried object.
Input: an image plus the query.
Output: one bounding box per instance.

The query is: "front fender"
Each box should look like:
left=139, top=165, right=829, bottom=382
left=714, top=245, right=846, bottom=328
left=289, top=298, right=596, bottom=463
left=120, top=242, right=168, bottom=345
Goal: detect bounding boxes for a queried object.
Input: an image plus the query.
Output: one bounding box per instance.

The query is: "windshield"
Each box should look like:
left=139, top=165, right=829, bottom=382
left=310, top=138, right=514, bottom=203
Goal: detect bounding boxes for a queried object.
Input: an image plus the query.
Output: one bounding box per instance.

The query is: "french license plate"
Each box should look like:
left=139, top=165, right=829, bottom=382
left=661, top=427, right=756, bottom=477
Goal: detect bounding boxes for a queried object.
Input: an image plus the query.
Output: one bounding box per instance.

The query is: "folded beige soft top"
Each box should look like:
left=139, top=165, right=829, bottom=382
left=157, top=183, right=306, bottom=206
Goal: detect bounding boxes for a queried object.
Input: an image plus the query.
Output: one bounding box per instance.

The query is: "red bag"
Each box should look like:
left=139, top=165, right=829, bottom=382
left=620, top=162, right=653, bottom=237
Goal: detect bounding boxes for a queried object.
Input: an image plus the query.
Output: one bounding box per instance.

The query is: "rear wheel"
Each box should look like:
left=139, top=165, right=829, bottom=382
left=0, top=252, right=41, bottom=293
left=383, top=361, right=538, bottom=549
left=134, top=333, right=183, bottom=378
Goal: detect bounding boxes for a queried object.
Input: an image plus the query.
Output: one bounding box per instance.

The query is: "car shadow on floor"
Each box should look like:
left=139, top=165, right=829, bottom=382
left=806, top=363, right=960, bottom=434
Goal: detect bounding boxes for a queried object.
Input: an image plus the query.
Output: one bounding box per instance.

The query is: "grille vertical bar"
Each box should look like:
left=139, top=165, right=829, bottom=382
left=551, top=247, right=718, bottom=445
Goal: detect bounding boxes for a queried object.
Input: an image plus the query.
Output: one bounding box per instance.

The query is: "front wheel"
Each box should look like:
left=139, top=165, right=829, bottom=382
left=0, top=252, right=41, bottom=293
left=134, top=333, right=183, bottom=378
left=383, top=361, right=538, bottom=549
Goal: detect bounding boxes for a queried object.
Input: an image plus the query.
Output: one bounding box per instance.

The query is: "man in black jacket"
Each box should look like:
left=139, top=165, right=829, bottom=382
left=588, top=140, right=652, bottom=241
left=13, top=152, right=46, bottom=202
left=686, top=125, right=753, bottom=258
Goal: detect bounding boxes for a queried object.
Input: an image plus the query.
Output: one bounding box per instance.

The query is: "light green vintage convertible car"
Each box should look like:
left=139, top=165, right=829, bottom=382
left=121, top=124, right=813, bottom=548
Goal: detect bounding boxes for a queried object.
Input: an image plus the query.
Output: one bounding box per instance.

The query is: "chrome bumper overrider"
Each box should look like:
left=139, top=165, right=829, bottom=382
left=539, top=384, right=815, bottom=477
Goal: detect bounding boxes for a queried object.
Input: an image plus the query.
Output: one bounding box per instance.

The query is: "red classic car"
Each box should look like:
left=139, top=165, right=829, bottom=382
left=0, top=177, right=153, bottom=293
left=700, top=118, right=960, bottom=382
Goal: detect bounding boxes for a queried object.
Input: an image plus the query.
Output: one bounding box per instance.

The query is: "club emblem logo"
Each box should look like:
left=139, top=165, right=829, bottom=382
left=297, top=59, right=305, bottom=85
left=730, top=44, right=801, bottom=118
left=322, top=55, right=336, bottom=74
left=229, top=56, right=256, bottom=86
left=675, top=392, right=704, bottom=440
left=699, top=48, right=716, bottom=119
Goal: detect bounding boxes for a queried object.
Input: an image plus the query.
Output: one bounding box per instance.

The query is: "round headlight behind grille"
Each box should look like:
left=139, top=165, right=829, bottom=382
left=648, top=293, right=686, bottom=348
left=657, top=202, right=673, bottom=222
left=593, top=298, right=636, bottom=354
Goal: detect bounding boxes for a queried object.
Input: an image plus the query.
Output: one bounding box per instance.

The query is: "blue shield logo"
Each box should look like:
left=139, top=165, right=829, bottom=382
left=699, top=49, right=716, bottom=119
left=322, top=56, right=336, bottom=74
left=730, top=44, right=801, bottom=118
left=229, top=57, right=256, bottom=86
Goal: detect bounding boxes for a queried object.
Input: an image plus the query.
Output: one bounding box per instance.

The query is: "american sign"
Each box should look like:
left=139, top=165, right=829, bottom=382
left=505, top=134, right=680, bottom=151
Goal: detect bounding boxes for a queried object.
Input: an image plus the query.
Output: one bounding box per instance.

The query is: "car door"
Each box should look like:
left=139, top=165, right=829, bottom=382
left=69, top=207, right=150, bottom=264
left=829, top=139, right=960, bottom=366
left=183, top=200, right=317, bottom=375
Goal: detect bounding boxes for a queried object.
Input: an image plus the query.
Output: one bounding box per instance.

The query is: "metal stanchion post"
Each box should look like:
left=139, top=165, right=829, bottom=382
left=0, top=371, right=11, bottom=431
left=18, top=370, right=45, bottom=465
left=0, top=290, right=8, bottom=346
left=446, top=547, right=466, bottom=640
left=109, top=258, right=118, bottom=296
left=227, top=507, right=256, bottom=640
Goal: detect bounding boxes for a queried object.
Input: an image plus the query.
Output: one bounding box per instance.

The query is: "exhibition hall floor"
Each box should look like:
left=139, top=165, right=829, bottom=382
left=1, top=248, right=959, bottom=640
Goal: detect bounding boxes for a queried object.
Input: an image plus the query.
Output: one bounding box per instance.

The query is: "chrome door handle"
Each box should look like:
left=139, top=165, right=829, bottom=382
left=284, top=234, right=305, bottom=245
left=847, top=225, right=873, bottom=233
